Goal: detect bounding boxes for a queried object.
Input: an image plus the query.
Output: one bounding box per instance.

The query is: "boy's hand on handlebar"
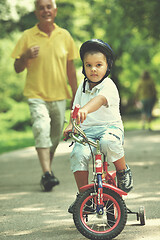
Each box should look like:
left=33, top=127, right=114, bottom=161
left=63, top=123, right=73, bottom=137
left=75, top=108, right=88, bottom=124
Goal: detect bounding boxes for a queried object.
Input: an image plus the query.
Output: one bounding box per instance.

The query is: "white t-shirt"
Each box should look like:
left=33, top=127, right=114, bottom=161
left=73, top=77, right=123, bottom=130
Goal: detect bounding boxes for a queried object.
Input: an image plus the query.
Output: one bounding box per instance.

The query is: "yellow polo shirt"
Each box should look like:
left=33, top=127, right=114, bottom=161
left=11, top=24, right=78, bottom=101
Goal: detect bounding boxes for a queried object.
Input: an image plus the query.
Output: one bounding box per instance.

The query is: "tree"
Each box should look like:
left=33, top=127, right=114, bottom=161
left=0, top=0, right=34, bottom=37
left=0, top=0, right=159, bottom=115
left=118, top=0, right=160, bottom=40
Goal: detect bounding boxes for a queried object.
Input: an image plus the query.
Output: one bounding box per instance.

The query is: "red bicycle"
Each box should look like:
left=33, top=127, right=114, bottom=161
left=65, top=104, right=145, bottom=240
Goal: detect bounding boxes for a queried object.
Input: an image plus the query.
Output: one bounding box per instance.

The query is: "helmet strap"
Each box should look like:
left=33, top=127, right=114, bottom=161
left=82, top=77, right=88, bottom=93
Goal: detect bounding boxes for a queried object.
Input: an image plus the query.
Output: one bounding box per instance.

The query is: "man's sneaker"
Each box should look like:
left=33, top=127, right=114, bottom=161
left=116, top=164, right=133, bottom=193
left=68, top=193, right=95, bottom=214
left=40, top=171, right=59, bottom=192
left=51, top=171, right=60, bottom=186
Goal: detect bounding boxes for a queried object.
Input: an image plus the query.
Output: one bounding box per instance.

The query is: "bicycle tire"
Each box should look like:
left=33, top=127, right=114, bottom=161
left=139, top=206, right=146, bottom=225
left=73, top=187, right=127, bottom=240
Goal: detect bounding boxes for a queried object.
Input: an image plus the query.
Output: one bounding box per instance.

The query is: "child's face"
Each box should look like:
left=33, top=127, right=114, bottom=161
left=84, top=52, right=108, bottom=83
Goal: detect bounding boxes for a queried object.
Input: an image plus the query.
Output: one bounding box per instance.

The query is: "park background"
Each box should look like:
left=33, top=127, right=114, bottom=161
left=0, top=0, right=160, bottom=154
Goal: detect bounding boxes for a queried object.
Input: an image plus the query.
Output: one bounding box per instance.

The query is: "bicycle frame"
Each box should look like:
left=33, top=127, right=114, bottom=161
left=67, top=105, right=127, bottom=216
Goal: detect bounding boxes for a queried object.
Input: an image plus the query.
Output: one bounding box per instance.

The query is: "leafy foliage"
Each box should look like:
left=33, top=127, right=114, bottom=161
left=118, top=0, right=160, bottom=40
left=0, top=0, right=160, bottom=152
left=0, top=32, right=26, bottom=112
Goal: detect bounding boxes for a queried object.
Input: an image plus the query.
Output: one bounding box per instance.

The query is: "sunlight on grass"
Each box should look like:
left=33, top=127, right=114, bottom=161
left=0, top=129, right=34, bottom=154
left=124, top=120, right=142, bottom=130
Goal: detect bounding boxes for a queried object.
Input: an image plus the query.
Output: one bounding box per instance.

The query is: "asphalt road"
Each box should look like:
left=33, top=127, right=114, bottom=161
left=0, top=130, right=160, bottom=240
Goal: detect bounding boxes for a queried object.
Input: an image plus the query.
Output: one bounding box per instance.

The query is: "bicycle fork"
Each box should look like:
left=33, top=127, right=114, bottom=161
left=95, top=140, right=104, bottom=216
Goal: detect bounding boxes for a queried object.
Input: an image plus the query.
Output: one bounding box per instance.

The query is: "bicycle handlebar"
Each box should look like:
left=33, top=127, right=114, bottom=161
left=72, top=104, right=80, bottom=119
left=64, top=105, right=97, bottom=148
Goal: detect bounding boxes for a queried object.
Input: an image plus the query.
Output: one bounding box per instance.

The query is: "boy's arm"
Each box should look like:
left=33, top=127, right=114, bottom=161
left=76, top=95, right=107, bottom=124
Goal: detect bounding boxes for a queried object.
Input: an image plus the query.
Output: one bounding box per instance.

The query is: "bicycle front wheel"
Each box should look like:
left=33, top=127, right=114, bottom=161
left=73, top=187, right=127, bottom=240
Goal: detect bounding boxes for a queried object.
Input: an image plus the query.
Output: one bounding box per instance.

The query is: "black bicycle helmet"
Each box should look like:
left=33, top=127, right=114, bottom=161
left=80, top=39, right=114, bottom=92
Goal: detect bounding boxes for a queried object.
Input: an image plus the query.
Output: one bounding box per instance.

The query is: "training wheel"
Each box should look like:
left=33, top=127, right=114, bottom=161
left=139, top=206, right=146, bottom=225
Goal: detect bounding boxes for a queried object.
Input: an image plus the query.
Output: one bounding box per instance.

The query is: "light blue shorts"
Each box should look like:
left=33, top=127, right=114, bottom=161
left=70, top=125, right=124, bottom=173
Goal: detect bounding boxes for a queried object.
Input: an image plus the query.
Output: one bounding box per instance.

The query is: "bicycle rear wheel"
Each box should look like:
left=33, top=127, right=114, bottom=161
left=73, top=187, right=127, bottom=240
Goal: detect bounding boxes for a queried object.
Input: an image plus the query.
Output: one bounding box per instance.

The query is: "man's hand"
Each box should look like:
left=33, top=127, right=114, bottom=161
left=14, top=45, right=40, bottom=73
left=26, top=45, right=40, bottom=59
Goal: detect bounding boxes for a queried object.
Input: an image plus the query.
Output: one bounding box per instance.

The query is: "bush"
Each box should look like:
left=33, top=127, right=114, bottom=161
left=0, top=32, right=26, bottom=113
left=0, top=100, right=31, bottom=133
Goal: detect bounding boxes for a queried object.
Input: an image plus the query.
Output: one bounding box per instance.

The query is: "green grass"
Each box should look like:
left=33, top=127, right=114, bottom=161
left=123, top=114, right=160, bottom=131
left=0, top=110, right=160, bottom=154
left=0, top=111, right=71, bottom=154
left=0, top=129, right=34, bottom=154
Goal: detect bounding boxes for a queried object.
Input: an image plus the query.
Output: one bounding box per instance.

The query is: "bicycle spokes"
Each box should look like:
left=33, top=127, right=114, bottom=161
left=73, top=188, right=127, bottom=240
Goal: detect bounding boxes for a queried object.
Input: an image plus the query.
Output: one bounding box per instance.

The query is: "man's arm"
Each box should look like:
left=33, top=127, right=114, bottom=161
left=14, top=54, right=28, bottom=73
left=67, top=60, right=78, bottom=108
left=14, top=46, right=40, bottom=73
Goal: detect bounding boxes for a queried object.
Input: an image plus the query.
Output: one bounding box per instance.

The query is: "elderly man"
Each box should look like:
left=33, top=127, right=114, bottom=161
left=11, top=0, right=78, bottom=191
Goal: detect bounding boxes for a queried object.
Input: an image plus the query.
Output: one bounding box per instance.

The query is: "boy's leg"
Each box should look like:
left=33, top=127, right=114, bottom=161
left=114, top=155, right=133, bottom=193
left=68, top=139, right=92, bottom=213
left=100, top=126, right=133, bottom=193
left=116, top=163, right=133, bottom=193
left=74, top=171, right=89, bottom=192
left=68, top=171, right=90, bottom=214
left=113, top=156, right=126, bottom=171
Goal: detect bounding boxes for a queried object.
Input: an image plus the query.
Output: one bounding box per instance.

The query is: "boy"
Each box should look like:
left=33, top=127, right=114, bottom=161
left=64, top=39, right=133, bottom=213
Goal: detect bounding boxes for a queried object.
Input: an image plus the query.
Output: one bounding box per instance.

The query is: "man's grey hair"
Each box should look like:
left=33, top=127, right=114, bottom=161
left=34, top=0, right=57, bottom=9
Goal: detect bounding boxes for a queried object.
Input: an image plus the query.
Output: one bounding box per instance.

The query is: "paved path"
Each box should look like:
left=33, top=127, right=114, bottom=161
left=0, top=130, right=160, bottom=240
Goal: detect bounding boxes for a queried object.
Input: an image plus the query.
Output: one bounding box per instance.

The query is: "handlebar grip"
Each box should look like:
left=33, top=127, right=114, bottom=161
left=72, top=104, right=80, bottom=119
left=63, top=131, right=72, bottom=141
